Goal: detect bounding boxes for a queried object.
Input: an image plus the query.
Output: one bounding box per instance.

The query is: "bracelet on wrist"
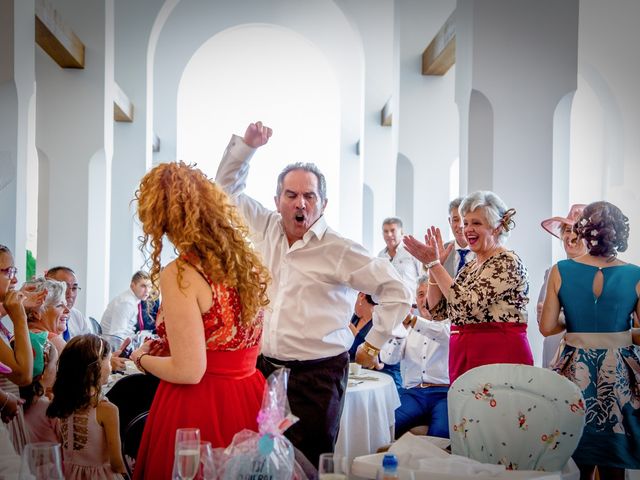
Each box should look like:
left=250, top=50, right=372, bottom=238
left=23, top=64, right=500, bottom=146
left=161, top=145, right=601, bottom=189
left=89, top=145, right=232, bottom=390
left=362, top=341, right=381, bottom=357
left=134, top=353, right=149, bottom=374
left=424, top=259, right=440, bottom=269
left=0, top=392, right=10, bottom=412
left=427, top=279, right=438, bottom=286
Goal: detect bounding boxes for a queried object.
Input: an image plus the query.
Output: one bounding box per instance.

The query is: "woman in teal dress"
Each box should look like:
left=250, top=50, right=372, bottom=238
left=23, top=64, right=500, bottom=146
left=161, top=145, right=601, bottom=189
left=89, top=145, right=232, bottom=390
left=540, top=201, right=640, bottom=480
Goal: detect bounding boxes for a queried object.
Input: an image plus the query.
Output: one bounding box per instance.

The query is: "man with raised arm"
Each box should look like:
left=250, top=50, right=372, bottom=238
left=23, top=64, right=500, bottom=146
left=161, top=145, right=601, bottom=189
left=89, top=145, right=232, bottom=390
left=215, top=121, right=411, bottom=465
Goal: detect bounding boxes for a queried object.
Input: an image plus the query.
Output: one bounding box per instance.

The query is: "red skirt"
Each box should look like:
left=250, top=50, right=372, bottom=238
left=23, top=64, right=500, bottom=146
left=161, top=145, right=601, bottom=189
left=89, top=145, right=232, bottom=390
left=133, top=346, right=265, bottom=480
left=449, top=322, right=533, bottom=385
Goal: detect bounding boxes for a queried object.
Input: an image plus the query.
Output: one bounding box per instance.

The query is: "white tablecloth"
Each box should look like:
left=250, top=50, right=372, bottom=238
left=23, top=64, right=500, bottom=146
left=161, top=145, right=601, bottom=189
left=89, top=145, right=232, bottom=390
left=102, top=360, right=140, bottom=394
left=335, top=369, right=401, bottom=466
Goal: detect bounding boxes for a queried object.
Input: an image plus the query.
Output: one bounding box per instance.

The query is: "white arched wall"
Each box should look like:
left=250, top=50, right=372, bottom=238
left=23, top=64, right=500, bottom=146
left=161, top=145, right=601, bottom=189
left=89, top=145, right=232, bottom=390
left=393, top=0, right=459, bottom=254
left=455, top=0, right=580, bottom=366
left=151, top=0, right=364, bottom=239
left=569, top=0, right=640, bottom=265
left=176, top=25, right=341, bottom=228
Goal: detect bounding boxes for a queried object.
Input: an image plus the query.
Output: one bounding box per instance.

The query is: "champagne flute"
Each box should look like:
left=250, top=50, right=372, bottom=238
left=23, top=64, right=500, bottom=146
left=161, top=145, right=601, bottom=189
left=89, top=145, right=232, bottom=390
left=318, top=452, right=347, bottom=480
left=197, top=441, right=216, bottom=480
left=19, top=442, right=64, bottom=480
left=174, top=428, right=201, bottom=480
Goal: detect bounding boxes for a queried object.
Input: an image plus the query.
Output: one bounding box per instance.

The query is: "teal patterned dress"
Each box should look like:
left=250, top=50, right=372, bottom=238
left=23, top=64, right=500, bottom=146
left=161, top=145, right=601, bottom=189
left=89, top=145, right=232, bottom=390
left=552, top=259, right=640, bottom=469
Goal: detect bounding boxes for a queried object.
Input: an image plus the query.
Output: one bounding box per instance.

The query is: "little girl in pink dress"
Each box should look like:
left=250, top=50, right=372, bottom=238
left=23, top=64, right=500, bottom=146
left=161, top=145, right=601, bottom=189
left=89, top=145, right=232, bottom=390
left=21, top=335, right=59, bottom=443
left=46, top=335, right=126, bottom=480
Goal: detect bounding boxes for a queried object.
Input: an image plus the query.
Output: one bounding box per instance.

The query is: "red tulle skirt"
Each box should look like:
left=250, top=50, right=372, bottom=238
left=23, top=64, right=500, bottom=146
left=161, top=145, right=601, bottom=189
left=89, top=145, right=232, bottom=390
left=449, top=322, right=534, bottom=385
left=133, top=346, right=265, bottom=480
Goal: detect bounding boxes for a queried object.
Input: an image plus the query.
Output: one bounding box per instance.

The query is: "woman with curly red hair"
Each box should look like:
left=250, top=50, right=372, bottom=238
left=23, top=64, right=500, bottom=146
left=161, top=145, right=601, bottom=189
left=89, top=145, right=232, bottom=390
left=129, top=161, right=270, bottom=479
left=540, top=201, right=640, bottom=479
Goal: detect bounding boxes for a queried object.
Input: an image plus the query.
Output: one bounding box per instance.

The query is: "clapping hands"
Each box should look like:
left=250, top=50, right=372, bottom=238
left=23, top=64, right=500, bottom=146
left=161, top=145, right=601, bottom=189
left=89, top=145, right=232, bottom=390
left=243, top=121, right=272, bottom=148
left=403, top=226, right=454, bottom=265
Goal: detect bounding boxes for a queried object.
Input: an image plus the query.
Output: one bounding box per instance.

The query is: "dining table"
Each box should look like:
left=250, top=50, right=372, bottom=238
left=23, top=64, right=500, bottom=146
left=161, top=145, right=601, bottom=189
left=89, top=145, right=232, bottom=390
left=102, top=359, right=141, bottom=394
left=334, top=369, right=401, bottom=473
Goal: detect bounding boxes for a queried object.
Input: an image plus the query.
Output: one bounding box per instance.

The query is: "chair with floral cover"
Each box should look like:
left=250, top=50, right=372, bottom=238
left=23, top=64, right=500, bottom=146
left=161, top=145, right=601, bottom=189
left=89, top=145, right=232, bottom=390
left=448, top=363, right=585, bottom=472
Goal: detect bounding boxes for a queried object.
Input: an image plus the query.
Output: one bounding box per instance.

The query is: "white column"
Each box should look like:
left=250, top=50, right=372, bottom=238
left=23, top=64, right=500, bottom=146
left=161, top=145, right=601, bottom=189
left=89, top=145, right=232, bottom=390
left=455, top=0, right=579, bottom=364
left=342, top=0, right=395, bottom=253
left=0, top=0, right=35, bottom=281
left=110, top=0, right=165, bottom=298
left=35, top=0, right=114, bottom=319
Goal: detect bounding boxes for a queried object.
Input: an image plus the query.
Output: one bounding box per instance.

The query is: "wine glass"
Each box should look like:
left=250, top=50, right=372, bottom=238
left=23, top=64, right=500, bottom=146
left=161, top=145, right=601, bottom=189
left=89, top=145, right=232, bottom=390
left=197, top=441, right=216, bottom=480
left=318, top=452, right=347, bottom=480
left=173, top=428, right=201, bottom=480
left=19, top=442, right=64, bottom=480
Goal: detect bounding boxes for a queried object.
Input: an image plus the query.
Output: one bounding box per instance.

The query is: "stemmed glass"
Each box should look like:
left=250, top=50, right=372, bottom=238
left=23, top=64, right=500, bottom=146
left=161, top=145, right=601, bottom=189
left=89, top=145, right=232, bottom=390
left=19, top=442, right=64, bottom=480
left=173, top=428, right=201, bottom=480
left=197, top=441, right=216, bottom=480
left=318, top=452, right=347, bottom=480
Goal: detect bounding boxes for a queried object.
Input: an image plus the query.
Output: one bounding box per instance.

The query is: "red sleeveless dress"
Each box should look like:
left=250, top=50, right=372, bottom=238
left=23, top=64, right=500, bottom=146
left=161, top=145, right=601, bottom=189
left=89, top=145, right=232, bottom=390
left=133, top=271, right=265, bottom=480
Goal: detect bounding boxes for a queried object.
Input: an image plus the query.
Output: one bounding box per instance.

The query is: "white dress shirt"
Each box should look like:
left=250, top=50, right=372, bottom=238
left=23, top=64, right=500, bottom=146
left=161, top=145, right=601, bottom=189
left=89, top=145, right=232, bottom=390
left=67, top=307, right=92, bottom=338
left=100, top=289, right=139, bottom=339
left=380, top=316, right=450, bottom=388
left=378, top=244, right=423, bottom=296
left=215, top=135, right=412, bottom=361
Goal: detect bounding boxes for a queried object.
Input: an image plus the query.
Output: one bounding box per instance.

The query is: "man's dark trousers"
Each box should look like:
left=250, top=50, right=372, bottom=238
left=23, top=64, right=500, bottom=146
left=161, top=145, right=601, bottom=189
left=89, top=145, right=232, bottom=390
left=257, top=352, right=349, bottom=467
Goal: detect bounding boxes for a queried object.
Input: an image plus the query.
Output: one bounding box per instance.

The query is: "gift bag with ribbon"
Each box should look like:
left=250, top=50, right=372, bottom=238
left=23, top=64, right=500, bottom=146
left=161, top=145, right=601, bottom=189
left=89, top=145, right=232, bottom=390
left=222, top=368, right=307, bottom=480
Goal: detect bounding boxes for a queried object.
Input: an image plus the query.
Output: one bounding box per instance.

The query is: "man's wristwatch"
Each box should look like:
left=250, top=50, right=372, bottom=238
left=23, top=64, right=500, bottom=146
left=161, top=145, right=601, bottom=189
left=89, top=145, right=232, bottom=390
left=362, top=341, right=380, bottom=357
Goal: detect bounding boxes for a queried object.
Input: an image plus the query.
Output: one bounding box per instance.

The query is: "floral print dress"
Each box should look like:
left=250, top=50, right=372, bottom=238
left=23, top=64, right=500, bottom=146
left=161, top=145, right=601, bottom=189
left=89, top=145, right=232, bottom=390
left=552, top=259, right=640, bottom=469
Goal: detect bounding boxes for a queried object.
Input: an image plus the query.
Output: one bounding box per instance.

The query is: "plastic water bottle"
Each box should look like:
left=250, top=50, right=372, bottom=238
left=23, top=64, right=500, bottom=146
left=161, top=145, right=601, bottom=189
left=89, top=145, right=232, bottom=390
left=376, top=453, right=399, bottom=480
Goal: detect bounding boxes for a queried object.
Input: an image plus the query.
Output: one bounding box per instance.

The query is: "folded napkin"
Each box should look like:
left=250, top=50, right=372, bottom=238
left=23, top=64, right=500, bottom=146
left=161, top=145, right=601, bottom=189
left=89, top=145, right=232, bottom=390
left=387, top=432, right=450, bottom=469
left=383, top=434, right=565, bottom=480
left=416, top=455, right=505, bottom=476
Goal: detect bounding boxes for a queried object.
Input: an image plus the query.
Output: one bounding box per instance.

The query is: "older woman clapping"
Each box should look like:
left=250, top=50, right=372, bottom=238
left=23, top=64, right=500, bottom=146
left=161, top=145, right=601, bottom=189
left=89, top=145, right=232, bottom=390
left=404, top=191, right=533, bottom=383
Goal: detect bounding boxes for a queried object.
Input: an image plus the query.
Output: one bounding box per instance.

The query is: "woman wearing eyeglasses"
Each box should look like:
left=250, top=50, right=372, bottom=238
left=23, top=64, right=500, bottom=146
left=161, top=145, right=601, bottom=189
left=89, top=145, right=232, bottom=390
left=0, top=245, right=33, bottom=455
left=0, top=245, right=33, bottom=388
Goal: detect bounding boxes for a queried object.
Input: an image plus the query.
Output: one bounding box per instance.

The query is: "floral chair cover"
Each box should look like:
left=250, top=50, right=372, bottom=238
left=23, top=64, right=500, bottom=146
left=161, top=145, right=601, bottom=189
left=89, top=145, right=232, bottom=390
left=448, top=363, right=585, bottom=472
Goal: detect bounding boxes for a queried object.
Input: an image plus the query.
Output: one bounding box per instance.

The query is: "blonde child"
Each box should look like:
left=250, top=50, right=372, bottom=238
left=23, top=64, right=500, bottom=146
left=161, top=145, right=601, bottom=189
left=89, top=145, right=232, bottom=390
left=47, top=335, right=126, bottom=479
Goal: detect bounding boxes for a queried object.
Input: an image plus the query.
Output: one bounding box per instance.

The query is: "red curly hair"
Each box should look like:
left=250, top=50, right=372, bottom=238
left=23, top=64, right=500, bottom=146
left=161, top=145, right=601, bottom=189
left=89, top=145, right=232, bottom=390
left=135, top=161, right=270, bottom=326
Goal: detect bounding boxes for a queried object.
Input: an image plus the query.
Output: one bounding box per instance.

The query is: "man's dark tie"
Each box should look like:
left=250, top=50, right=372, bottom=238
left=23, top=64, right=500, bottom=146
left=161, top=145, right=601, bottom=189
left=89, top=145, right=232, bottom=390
left=137, top=302, right=144, bottom=331
left=456, top=248, right=470, bottom=274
